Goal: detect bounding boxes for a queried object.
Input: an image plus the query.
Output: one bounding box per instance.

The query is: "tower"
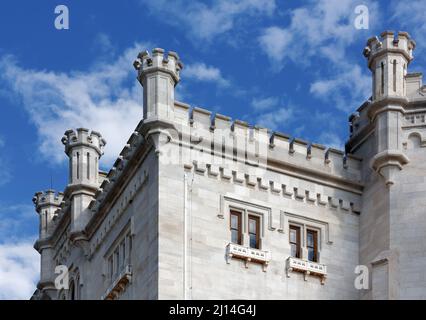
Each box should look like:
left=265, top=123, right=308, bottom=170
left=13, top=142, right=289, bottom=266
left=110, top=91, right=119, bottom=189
left=363, top=31, right=416, bottom=185
left=33, top=190, right=64, bottom=296
left=133, top=48, right=183, bottom=155
left=348, top=31, right=426, bottom=299
left=61, top=128, right=106, bottom=235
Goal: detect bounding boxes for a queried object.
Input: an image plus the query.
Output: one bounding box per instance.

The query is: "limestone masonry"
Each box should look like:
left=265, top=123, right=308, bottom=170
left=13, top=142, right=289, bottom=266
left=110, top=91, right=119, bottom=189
left=31, top=31, right=426, bottom=300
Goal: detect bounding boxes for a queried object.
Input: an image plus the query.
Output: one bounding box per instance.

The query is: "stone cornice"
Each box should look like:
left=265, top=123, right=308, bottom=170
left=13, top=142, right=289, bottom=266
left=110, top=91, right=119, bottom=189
left=367, top=97, right=408, bottom=121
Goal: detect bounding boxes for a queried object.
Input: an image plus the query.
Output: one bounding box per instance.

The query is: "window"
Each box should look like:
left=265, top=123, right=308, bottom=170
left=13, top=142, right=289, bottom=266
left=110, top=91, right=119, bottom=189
left=108, top=256, right=113, bottom=280
left=248, top=215, right=260, bottom=249
left=230, top=211, right=242, bottom=245
left=106, top=229, right=132, bottom=283
left=69, top=281, right=75, bottom=300
left=120, top=240, right=125, bottom=270
left=76, top=152, right=80, bottom=179
left=87, top=152, right=90, bottom=179
left=381, top=62, right=385, bottom=95
left=289, top=225, right=301, bottom=258
left=307, top=229, right=318, bottom=262
left=114, top=248, right=119, bottom=277
left=393, top=59, right=397, bottom=92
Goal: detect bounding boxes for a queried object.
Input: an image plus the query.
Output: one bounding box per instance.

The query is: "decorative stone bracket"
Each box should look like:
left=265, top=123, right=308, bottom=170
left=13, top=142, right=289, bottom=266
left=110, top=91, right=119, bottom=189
left=370, top=150, right=409, bottom=187
left=286, top=256, right=327, bottom=284
left=101, top=265, right=132, bottom=300
left=226, top=243, right=271, bottom=272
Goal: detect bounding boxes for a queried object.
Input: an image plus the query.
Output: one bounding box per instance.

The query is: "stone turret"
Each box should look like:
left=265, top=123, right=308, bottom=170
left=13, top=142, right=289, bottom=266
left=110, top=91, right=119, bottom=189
left=133, top=48, right=183, bottom=155
left=134, top=48, right=183, bottom=122
left=364, top=31, right=415, bottom=101
left=33, top=190, right=64, bottom=239
left=61, top=128, right=106, bottom=235
left=362, top=31, right=416, bottom=186
left=33, top=190, right=64, bottom=295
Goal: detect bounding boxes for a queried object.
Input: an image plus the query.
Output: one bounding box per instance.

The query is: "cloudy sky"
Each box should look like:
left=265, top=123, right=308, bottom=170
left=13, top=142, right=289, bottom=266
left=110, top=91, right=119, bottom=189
left=0, top=0, right=425, bottom=299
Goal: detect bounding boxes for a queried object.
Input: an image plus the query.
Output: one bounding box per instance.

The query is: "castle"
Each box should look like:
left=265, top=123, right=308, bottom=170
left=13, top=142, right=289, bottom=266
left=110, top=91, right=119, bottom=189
left=31, top=31, right=426, bottom=300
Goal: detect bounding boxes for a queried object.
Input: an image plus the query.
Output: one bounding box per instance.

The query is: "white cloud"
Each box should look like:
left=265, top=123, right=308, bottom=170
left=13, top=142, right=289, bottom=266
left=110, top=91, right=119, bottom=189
left=0, top=204, right=37, bottom=242
left=257, top=0, right=377, bottom=111
left=0, top=43, right=148, bottom=167
left=258, top=27, right=293, bottom=66
left=254, top=107, right=293, bottom=130
left=251, top=96, right=279, bottom=111
left=317, top=132, right=344, bottom=150
left=93, top=33, right=115, bottom=57
left=392, top=1, right=426, bottom=45
left=0, top=240, right=39, bottom=300
left=258, top=0, right=379, bottom=65
left=141, top=0, right=276, bottom=41
left=310, top=63, right=370, bottom=111
left=184, top=63, right=230, bottom=87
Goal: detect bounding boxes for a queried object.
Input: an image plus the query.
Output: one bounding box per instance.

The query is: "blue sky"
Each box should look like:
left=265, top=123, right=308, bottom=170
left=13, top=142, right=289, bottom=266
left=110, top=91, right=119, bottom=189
left=0, top=0, right=425, bottom=299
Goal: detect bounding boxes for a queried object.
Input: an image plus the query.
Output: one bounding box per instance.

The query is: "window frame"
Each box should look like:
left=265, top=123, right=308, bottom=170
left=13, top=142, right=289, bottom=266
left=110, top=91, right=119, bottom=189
left=306, top=229, right=318, bottom=262
left=230, top=210, right=242, bottom=245
left=289, top=224, right=301, bottom=259
left=248, top=214, right=260, bottom=249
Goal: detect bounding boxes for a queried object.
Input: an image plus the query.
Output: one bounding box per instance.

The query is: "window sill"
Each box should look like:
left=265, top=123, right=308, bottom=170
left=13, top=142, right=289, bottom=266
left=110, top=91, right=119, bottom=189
left=101, top=264, right=132, bottom=300
left=226, top=243, right=271, bottom=271
left=286, top=257, right=327, bottom=284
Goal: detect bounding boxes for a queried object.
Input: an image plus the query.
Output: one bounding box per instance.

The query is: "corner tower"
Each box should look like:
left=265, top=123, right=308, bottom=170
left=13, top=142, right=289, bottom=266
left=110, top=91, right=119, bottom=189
left=33, top=190, right=64, bottom=296
left=362, top=31, right=416, bottom=185
left=62, top=128, right=106, bottom=235
left=349, top=31, right=426, bottom=299
left=133, top=48, right=183, bottom=155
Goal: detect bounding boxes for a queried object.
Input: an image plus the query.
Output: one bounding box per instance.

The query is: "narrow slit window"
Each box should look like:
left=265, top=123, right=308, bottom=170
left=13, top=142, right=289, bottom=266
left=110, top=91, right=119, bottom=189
left=403, top=64, right=406, bottom=93
left=289, top=225, right=301, bottom=258
left=44, top=211, right=48, bottom=233
left=86, top=152, right=90, bottom=179
left=114, top=249, right=119, bottom=277
left=381, top=62, right=385, bottom=95
left=307, top=229, right=318, bottom=262
left=393, top=59, right=397, bottom=92
left=108, top=256, right=113, bottom=280
left=69, top=157, right=72, bottom=182
left=248, top=215, right=260, bottom=249
left=76, top=152, right=80, bottom=180
left=230, top=211, right=242, bottom=245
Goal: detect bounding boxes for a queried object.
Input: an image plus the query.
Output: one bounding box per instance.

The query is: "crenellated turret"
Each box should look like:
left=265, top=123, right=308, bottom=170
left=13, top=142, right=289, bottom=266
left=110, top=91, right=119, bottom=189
left=33, top=190, right=64, bottom=239
left=357, top=31, right=416, bottom=186
left=363, top=31, right=416, bottom=102
left=62, top=128, right=106, bottom=234
left=33, top=190, right=64, bottom=296
left=62, top=128, right=106, bottom=187
left=133, top=48, right=183, bottom=122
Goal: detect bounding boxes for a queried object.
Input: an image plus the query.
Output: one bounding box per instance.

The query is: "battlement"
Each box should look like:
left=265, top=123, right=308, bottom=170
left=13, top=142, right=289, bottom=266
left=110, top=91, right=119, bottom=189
left=363, top=31, right=416, bottom=68
left=32, top=190, right=64, bottom=214
left=133, top=48, right=183, bottom=84
left=61, top=128, right=106, bottom=156
left=173, top=102, right=362, bottom=183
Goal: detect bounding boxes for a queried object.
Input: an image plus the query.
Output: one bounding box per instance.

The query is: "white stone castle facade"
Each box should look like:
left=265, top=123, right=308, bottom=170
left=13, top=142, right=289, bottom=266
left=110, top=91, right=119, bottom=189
left=31, top=31, right=426, bottom=300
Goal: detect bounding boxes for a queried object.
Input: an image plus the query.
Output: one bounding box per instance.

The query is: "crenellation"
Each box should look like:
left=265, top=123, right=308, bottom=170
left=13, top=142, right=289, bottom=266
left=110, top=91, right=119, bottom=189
left=192, top=107, right=212, bottom=129
left=174, top=101, right=191, bottom=125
